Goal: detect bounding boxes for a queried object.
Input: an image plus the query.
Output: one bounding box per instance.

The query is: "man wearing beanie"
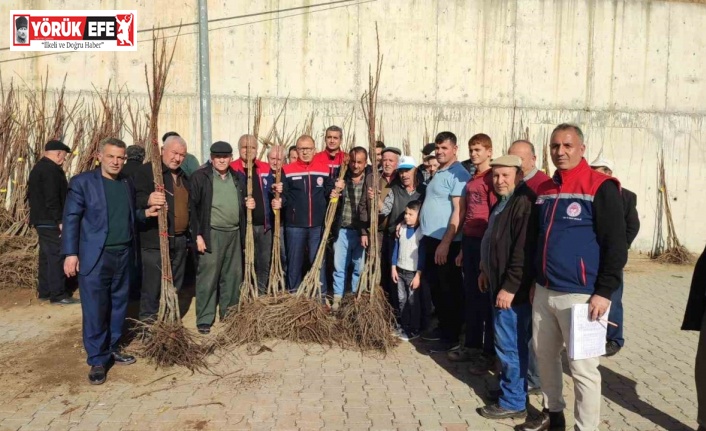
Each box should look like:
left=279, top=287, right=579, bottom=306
left=28, top=140, right=79, bottom=304
left=15, top=16, right=28, bottom=44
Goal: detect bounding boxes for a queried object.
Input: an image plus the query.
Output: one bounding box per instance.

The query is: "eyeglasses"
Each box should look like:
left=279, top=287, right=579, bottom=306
left=296, top=147, right=315, bottom=153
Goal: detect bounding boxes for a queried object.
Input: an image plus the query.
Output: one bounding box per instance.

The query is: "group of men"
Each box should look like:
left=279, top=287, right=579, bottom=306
left=27, top=122, right=640, bottom=431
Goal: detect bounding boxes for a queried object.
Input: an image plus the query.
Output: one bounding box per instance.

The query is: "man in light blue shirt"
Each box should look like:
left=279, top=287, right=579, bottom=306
left=419, top=131, right=471, bottom=353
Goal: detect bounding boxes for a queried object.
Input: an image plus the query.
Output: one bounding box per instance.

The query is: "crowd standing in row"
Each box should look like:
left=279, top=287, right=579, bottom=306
left=27, top=123, right=640, bottom=431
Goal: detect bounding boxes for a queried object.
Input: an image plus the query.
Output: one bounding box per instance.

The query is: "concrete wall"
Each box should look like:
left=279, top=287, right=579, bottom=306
left=1, top=0, right=705, bottom=253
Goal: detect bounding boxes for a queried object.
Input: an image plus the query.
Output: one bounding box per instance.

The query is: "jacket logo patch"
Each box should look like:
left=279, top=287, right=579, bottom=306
left=292, top=176, right=302, bottom=180
left=567, top=202, right=582, bottom=217
left=535, top=198, right=544, bottom=205
left=316, top=177, right=324, bottom=187
left=262, top=179, right=267, bottom=186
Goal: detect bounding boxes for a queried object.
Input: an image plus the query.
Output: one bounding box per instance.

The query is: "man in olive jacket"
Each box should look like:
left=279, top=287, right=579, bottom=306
left=477, top=155, right=538, bottom=421
left=683, top=246, right=706, bottom=431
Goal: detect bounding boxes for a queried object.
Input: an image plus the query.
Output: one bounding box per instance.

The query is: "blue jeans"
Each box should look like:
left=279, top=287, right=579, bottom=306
left=332, top=228, right=365, bottom=297
left=285, top=226, right=326, bottom=293
left=79, top=247, right=131, bottom=366
left=495, top=302, right=531, bottom=412
left=463, top=236, right=494, bottom=353
left=607, top=272, right=624, bottom=346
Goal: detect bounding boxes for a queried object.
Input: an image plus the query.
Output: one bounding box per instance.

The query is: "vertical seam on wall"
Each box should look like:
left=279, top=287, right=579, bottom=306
left=511, top=0, right=519, bottom=139
left=585, top=0, right=596, bottom=111
left=663, top=1, right=672, bottom=113
left=435, top=1, right=439, bottom=106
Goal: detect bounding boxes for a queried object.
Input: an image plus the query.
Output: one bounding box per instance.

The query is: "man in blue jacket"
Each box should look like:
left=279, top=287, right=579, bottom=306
left=62, top=138, right=160, bottom=385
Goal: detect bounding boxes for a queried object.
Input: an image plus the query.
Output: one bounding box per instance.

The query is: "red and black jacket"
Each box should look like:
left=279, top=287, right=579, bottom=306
left=230, top=158, right=274, bottom=231
left=281, top=158, right=334, bottom=228
left=313, top=150, right=345, bottom=178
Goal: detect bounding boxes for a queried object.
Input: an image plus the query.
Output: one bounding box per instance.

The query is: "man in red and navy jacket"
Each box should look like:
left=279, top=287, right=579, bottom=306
left=230, top=134, right=274, bottom=294
left=519, top=124, right=627, bottom=431
left=313, top=125, right=346, bottom=179
left=272, top=135, right=344, bottom=293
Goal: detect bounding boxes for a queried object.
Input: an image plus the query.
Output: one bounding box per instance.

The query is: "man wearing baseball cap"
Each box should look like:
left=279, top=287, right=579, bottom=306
left=589, top=153, right=639, bottom=357
left=476, top=155, right=538, bottom=420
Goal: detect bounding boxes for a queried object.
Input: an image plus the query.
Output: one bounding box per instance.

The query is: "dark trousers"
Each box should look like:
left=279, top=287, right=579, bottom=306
left=252, top=225, right=272, bottom=295
left=607, top=271, right=624, bottom=346
left=463, top=235, right=494, bottom=354
left=422, top=236, right=463, bottom=341
left=397, top=268, right=421, bottom=333
left=36, top=226, right=68, bottom=302
left=380, top=233, right=397, bottom=314
left=79, top=247, right=130, bottom=366
left=696, top=313, right=706, bottom=427
left=285, top=226, right=325, bottom=293
left=139, top=235, right=188, bottom=322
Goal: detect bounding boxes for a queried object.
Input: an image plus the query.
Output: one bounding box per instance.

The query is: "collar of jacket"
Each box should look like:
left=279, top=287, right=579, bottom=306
left=161, top=162, right=185, bottom=177
left=553, top=158, right=590, bottom=185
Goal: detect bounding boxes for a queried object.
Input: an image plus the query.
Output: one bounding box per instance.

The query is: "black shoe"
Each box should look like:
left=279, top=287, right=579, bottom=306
left=421, top=327, right=443, bottom=341
left=516, top=409, right=565, bottom=431
left=111, top=351, right=136, bottom=365
left=197, top=324, right=211, bottom=335
left=479, top=403, right=527, bottom=420
left=51, top=297, right=81, bottom=305
left=88, top=365, right=106, bottom=385
left=427, top=339, right=460, bottom=354
left=604, top=340, right=622, bottom=357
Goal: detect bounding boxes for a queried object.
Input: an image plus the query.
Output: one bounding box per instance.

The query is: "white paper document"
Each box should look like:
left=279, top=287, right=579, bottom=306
left=569, top=303, right=610, bottom=360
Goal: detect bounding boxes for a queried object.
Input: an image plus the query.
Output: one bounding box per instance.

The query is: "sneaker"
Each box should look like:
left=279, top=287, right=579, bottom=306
left=604, top=340, right=622, bottom=357
left=478, top=403, right=527, bottom=420
left=51, top=297, right=81, bottom=305
left=331, top=295, right=342, bottom=312
left=421, top=327, right=443, bottom=341
left=111, top=351, right=136, bottom=365
left=427, top=339, right=460, bottom=354
left=197, top=324, right=211, bottom=335
left=88, top=365, right=106, bottom=385
left=398, top=330, right=419, bottom=342
left=447, top=347, right=481, bottom=362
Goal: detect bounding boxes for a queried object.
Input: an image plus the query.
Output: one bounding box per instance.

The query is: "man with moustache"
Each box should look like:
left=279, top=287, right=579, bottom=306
left=517, top=124, right=626, bottom=431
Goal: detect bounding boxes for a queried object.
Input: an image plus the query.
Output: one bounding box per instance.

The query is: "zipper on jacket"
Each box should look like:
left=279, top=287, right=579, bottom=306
left=308, top=171, right=313, bottom=227
left=542, top=187, right=561, bottom=286
left=580, top=257, right=587, bottom=285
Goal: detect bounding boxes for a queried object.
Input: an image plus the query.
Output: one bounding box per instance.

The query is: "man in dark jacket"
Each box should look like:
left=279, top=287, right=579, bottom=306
left=476, top=155, right=538, bottom=420
left=133, top=135, right=191, bottom=323
left=121, top=145, right=144, bottom=178
left=518, top=124, right=627, bottom=431
left=682, top=246, right=706, bottom=431
left=589, top=155, right=640, bottom=357
left=271, top=135, right=343, bottom=293
left=27, top=139, right=78, bottom=304
left=190, top=141, right=253, bottom=334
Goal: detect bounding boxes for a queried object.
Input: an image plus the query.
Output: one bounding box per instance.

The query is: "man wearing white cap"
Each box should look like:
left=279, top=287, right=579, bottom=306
left=477, top=154, right=539, bottom=420
left=589, top=154, right=640, bottom=357
left=378, top=154, right=426, bottom=328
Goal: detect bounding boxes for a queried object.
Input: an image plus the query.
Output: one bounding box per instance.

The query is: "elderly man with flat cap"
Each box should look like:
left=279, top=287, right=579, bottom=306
left=475, top=155, right=539, bottom=421
left=190, top=141, right=254, bottom=334
left=28, top=140, right=79, bottom=304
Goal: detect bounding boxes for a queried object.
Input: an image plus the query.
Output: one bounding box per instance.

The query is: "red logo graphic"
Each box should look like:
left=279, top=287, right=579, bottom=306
left=566, top=202, right=582, bottom=218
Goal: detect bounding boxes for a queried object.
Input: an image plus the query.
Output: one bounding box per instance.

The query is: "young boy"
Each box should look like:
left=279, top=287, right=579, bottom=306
left=391, top=200, right=425, bottom=341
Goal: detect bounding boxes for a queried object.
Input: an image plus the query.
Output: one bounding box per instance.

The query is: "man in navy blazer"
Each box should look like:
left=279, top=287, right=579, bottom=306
left=62, top=138, right=159, bottom=385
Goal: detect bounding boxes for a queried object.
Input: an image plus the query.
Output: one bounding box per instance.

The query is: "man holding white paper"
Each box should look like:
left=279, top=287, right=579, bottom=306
left=517, top=124, right=627, bottom=431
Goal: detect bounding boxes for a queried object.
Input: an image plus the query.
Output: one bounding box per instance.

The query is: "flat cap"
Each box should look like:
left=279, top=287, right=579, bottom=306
left=210, top=141, right=233, bottom=155
left=381, top=146, right=402, bottom=157
left=45, top=139, right=71, bottom=153
left=422, top=143, right=436, bottom=156
left=490, top=155, right=522, bottom=168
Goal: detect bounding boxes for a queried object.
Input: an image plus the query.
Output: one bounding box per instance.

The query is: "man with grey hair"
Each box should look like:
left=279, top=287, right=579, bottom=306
left=62, top=138, right=161, bottom=384
left=133, top=135, right=192, bottom=324
left=267, top=145, right=287, bottom=273
left=230, top=134, right=275, bottom=294
left=518, top=124, right=627, bottom=431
